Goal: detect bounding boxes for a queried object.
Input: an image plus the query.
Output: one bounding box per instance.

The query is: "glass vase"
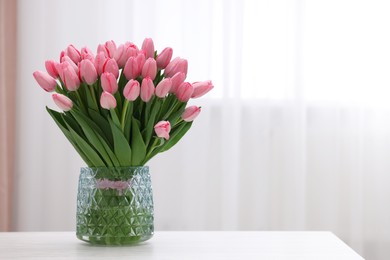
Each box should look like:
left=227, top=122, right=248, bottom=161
left=76, top=166, right=154, bottom=245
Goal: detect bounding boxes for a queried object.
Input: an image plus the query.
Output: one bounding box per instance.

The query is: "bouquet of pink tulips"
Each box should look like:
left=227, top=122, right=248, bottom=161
left=33, top=38, right=213, bottom=167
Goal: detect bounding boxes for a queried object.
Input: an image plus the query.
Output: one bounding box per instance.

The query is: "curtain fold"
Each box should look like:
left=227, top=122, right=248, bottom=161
left=0, top=0, right=17, bottom=231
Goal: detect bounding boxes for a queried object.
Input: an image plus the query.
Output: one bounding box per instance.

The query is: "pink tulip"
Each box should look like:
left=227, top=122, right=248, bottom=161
left=101, top=72, right=118, bottom=94
left=136, top=52, right=146, bottom=73
left=142, top=58, right=157, bottom=80
left=140, top=77, right=155, bottom=102
left=65, top=44, right=81, bottom=64
left=156, top=47, right=173, bottom=69
left=124, top=41, right=139, bottom=52
left=52, top=93, right=73, bottom=111
left=114, top=44, right=127, bottom=68
left=164, top=57, right=188, bottom=77
left=61, top=56, right=78, bottom=73
left=123, top=79, right=140, bottom=101
left=97, top=44, right=107, bottom=57
left=103, top=58, right=119, bottom=79
left=79, top=59, right=97, bottom=85
left=114, top=44, right=138, bottom=71
left=154, top=121, right=171, bottom=140
left=141, top=38, right=155, bottom=59
left=100, top=91, right=117, bottom=110
left=170, top=72, right=186, bottom=94
left=123, top=42, right=139, bottom=61
left=123, top=57, right=140, bottom=80
left=33, top=71, right=57, bottom=92
left=55, top=62, right=65, bottom=82
left=80, top=47, right=94, bottom=61
left=59, top=50, right=65, bottom=62
left=45, top=60, right=59, bottom=78
left=176, top=82, right=193, bottom=102
left=181, top=106, right=201, bottom=122
left=57, top=62, right=80, bottom=91
left=191, top=80, right=214, bottom=98
left=56, top=61, right=75, bottom=83
left=104, top=40, right=117, bottom=58
left=94, top=52, right=108, bottom=75
left=155, top=78, right=172, bottom=98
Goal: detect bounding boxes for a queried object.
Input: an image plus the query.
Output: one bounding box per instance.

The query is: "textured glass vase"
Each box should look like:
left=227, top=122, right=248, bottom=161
left=76, top=166, right=154, bottom=245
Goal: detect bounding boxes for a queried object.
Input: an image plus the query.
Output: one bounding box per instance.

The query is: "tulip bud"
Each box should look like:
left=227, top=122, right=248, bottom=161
left=104, top=40, right=117, bottom=58
left=164, top=57, right=188, bottom=77
left=61, top=56, right=78, bottom=73
left=191, top=80, right=214, bottom=98
left=63, top=65, right=81, bottom=91
left=170, top=72, right=186, bottom=94
left=65, top=44, right=81, bottom=64
left=154, top=121, right=171, bottom=140
left=181, top=106, right=201, bottom=122
left=33, top=71, right=57, bottom=92
left=176, top=82, right=193, bottom=102
left=59, top=50, right=65, bottom=62
left=136, top=52, right=146, bottom=73
left=80, top=47, right=94, bottom=62
left=124, top=41, right=139, bottom=53
left=52, top=93, right=73, bottom=111
left=123, top=79, right=140, bottom=101
left=79, top=59, right=98, bottom=85
left=56, top=61, right=74, bottom=83
left=125, top=43, right=139, bottom=59
left=155, top=78, right=172, bottom=98
left=114, top=44, right=127, bottom=68
left=142, top=58, right=157, bottom=80
left=97, top=44, right=108, bottom=58
left=156, top=47, right=173, bottom=69
left=94, top=52, right=108, bottom=75
left=140, top=77, right=155, bottom=102
left=101, top=72, right=118, bottom=94
left=141, top=38, right=155, bottom=59
left=57, top=62, right=80, bottom=91
left=103, top=58, right=119, bottom=79
left=100, top=91, right=117, bottom=110
left=45, top=60, right=59, bottom=78
left=123, top=57, right=140, bottom=80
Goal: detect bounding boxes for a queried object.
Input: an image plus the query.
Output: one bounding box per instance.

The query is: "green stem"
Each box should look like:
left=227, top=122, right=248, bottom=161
left=75, top=90, right=87, bottom=114
left=121, top=100, right=129, bottom=132
left=89, top=84, right=98, bottom=109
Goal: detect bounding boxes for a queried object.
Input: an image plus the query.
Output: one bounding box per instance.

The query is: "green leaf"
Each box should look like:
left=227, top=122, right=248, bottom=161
left=85, top=84, right=99, bottom=112
left=62, top=113, right=85, bottom=139
left=110, top=109, right=121, bottom=130
left=123, top=102, right=133, bottom=142
left=144, top=100, right=161, bottom=146
left=114, top=91, right=123, bottom=116
left=142, top=121, right=191, bottom=164
left=46, top=107, right=93, bottom=166
left=70, top=110, right=120, bottom=167
left=131, top=117, right=146, bottom=166
left=67, top=125, right=106, bottom=167
left=108, top=118, right=132, bottom=166
left=167, top=102, right=186, bottom=125
left=158, top=95, right=176, bottom=120
left=55, top=85, right=66, bottom=95
left=88, top=108, right=113, bottom=146
left=161, top=121, right=193, bottom=152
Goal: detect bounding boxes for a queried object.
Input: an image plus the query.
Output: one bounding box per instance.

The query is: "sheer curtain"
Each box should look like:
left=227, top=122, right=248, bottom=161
left=14, top=0, right=390, bottom=259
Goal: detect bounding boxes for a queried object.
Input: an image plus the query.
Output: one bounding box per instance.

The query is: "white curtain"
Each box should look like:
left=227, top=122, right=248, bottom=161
left=15, top=0, right=390, bottom=259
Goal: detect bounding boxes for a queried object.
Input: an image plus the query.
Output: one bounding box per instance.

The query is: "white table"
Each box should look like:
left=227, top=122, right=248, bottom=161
left=0, top=231, right=363, bottom=259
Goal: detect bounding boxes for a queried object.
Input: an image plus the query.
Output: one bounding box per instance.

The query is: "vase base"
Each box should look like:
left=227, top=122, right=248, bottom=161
left=76, top=233, right=153, bottom=245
